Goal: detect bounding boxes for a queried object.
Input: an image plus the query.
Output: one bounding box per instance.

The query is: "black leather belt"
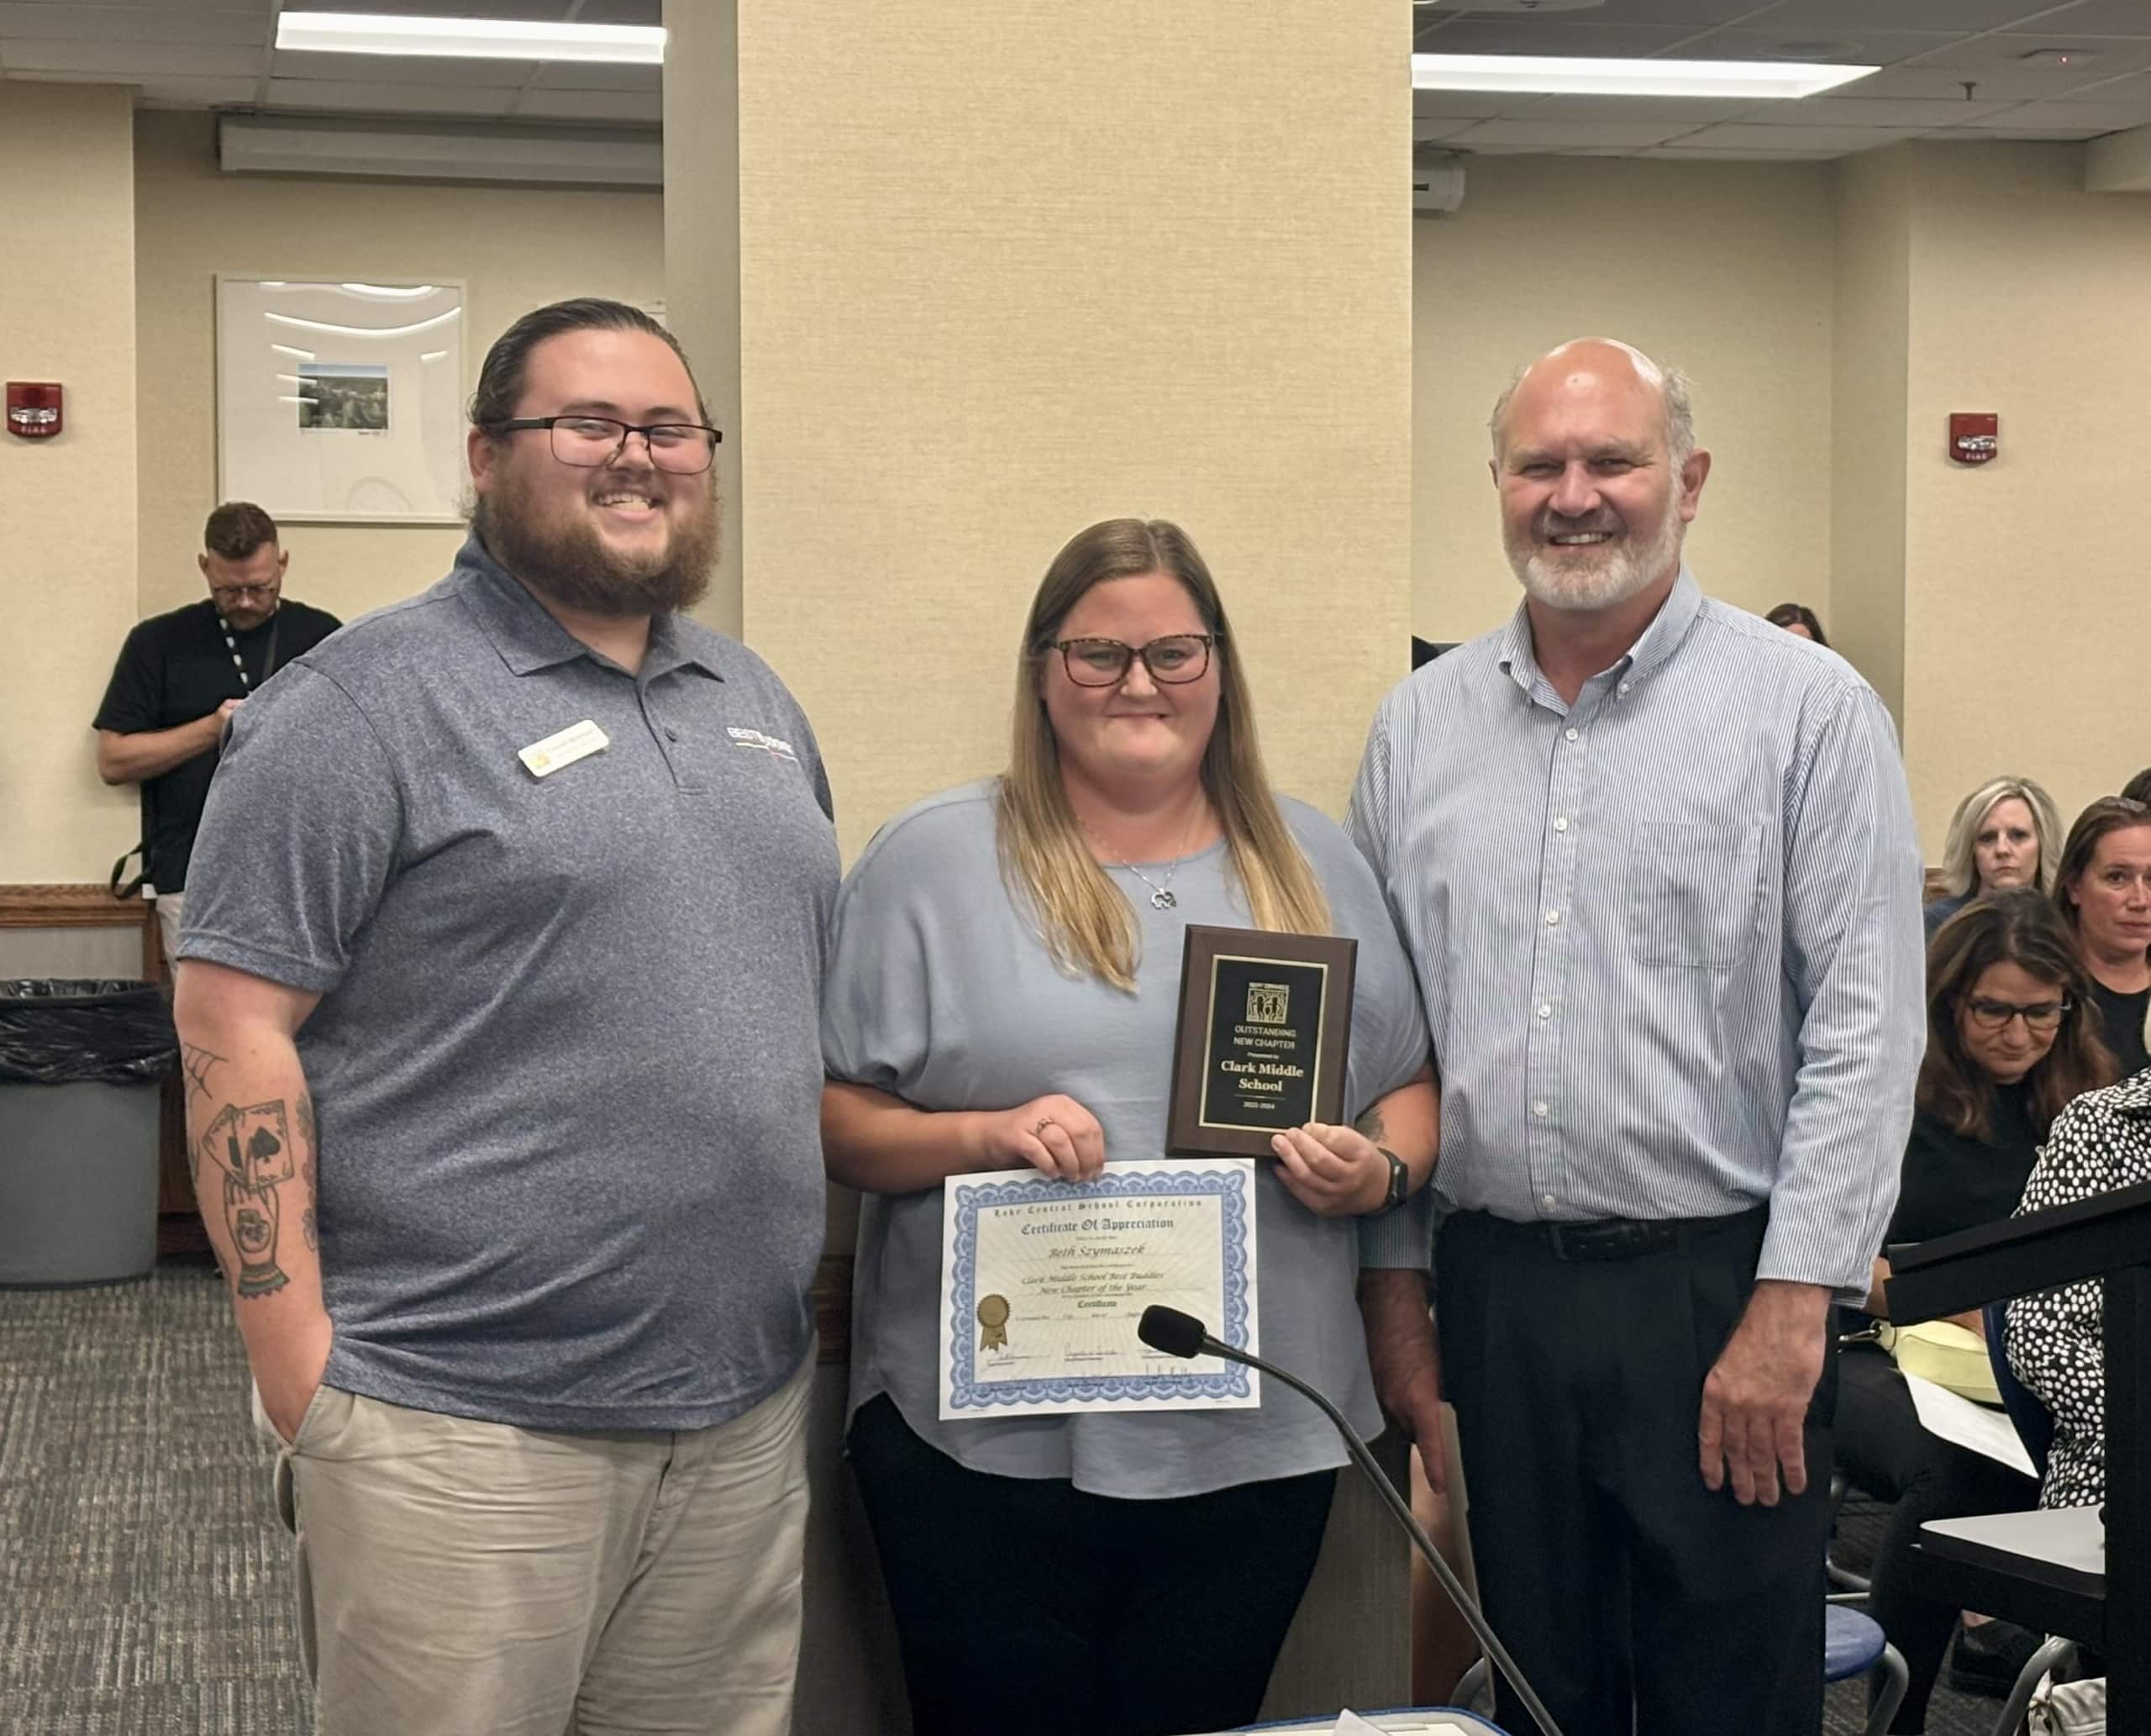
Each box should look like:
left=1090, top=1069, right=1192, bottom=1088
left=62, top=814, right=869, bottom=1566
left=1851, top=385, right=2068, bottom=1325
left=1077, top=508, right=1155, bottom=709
left=1471, top=1205, right=1766, bottom=1262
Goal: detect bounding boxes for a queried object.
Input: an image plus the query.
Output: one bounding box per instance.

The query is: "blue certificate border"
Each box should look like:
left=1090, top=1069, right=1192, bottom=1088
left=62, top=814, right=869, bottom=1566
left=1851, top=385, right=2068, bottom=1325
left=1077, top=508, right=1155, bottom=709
left=945, top=1167, right=1254, bottom=1412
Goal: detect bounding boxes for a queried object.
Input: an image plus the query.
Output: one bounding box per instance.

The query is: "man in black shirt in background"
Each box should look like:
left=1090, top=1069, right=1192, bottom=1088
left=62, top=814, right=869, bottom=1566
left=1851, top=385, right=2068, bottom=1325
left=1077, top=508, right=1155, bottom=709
left=95, top=502, right=341, bottom=962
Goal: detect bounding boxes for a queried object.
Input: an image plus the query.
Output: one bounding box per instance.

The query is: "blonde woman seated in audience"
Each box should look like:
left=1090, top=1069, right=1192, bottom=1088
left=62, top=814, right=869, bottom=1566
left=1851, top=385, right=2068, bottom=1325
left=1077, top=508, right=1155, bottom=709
left=820, top=518, right=1438, bottom=1736
left=1926, top=776, right=2064, bottom=940
left=2054, top=796, right=2151, bottom=1077
left=1840, top=891, right=2114, bottom=1730
left=2006, top=1059, right=2151, bottom=1511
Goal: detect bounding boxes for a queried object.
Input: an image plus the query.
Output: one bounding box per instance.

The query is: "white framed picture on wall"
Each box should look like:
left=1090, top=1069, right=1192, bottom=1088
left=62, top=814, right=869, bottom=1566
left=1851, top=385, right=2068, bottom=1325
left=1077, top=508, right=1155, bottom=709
left=215, top=276, right=467, bottom=523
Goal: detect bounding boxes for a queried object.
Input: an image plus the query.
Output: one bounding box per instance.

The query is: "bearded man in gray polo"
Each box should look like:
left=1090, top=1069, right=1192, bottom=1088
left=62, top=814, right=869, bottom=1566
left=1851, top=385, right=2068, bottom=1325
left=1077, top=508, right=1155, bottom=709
left=174, top=297, right=838, bottom=1736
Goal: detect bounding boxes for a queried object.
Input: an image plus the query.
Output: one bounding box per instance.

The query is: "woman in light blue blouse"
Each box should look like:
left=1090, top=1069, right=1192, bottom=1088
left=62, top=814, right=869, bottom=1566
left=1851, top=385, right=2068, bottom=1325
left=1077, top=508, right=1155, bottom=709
left=821, top=518, right=1438, bottom=1736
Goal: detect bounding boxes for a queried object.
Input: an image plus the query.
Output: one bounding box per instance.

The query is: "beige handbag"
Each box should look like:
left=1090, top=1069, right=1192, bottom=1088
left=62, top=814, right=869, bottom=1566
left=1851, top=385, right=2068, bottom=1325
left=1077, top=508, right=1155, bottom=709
left=2027, top=1671, right=2106, bottom=1735
left=1877, top=1318, right=2002, bottom=1407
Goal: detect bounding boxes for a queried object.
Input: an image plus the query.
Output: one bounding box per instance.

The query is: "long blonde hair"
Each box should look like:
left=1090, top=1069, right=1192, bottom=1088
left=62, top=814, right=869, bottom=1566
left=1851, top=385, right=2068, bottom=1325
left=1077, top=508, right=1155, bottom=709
left=1938, top=775, right=2064, bottom=899
left=996, top=518, right=1329, bottom=992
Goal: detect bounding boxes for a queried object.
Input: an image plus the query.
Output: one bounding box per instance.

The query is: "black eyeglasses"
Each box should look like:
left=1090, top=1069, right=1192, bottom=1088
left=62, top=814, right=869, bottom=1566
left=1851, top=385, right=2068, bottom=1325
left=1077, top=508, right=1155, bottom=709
left=1965, top=997, right=2071, bottom=1034
left=1048, top=634, right=1219, bottom=687
left=486, top=416, right=723, bottom=475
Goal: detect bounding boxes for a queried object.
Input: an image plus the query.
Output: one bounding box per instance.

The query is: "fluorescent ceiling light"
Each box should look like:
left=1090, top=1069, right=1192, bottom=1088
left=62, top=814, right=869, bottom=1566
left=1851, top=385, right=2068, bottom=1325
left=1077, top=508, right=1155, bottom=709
left=276, top=11, right=665, bottom=64
left=1412, top=54, right=1876, bottom=99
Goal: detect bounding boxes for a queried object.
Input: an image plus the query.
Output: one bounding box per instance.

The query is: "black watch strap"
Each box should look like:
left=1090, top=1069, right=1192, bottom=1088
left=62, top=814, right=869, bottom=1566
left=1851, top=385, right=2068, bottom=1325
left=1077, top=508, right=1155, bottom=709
left=1377, top=1146, right=1409, bottom=1213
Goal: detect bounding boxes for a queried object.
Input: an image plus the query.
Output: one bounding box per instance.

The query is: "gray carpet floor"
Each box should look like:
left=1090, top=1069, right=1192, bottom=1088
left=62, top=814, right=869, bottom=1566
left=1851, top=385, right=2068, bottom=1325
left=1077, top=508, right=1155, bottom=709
left=0, top=1260, right=2015, bottom=1735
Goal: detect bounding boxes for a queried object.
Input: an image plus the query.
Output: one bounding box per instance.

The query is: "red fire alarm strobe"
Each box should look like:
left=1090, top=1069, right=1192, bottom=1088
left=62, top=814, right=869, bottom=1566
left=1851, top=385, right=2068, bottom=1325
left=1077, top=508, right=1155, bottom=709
left=1949, top=413, right=1997, bottom=465
left=6, top=382, right=63, bottom=439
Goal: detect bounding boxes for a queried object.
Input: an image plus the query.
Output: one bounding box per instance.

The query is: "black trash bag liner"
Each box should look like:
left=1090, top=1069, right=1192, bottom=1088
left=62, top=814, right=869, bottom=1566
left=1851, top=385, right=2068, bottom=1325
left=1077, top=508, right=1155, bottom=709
left=0, top=980, right=177, bottom=1085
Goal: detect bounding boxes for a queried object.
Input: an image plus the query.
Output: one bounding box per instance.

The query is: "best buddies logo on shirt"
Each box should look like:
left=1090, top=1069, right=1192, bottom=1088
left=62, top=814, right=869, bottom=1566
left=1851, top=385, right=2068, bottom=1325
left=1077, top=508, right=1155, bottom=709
left=727, top=726, right=799, bottom=765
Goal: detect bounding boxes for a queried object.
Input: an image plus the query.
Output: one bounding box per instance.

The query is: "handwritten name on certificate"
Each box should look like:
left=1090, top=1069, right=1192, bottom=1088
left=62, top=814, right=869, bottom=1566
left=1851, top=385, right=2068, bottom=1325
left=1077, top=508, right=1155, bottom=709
left=939, top=1159, right=1260, bottom=1420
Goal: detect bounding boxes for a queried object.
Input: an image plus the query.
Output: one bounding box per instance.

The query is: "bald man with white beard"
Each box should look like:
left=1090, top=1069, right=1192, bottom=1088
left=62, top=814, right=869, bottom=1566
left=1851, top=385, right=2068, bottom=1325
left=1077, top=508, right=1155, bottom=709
left=1351, top=340, right=1925, bottom=1736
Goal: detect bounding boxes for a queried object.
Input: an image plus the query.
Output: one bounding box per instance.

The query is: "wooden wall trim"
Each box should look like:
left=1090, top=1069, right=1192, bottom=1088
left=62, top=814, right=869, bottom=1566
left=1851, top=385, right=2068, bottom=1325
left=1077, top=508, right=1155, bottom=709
left=0, top=882, right=153, bottom=929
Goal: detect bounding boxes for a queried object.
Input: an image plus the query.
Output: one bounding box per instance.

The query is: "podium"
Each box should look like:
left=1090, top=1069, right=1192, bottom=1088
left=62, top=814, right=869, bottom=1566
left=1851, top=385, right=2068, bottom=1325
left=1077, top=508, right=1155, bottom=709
left=1885, top=1176, right=2151, bottom=1733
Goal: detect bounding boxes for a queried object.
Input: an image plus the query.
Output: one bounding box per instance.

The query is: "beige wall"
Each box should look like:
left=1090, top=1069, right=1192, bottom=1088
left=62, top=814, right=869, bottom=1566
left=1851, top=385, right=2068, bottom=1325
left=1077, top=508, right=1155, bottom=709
left=1, top=85, right=139, bottom=882
left=1412, top=156, right=1837, bottom=644
left=1896, top=142, right=2151, bottom=854
left=133, top=110, right=664, bottom=623
left=731, top=2, right=1414, bottom=860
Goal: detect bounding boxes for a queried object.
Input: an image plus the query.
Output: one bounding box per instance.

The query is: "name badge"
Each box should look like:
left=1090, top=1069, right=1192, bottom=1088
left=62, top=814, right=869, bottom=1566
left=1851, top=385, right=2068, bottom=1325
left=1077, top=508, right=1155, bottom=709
left=518, top=718, right=609, bottom=778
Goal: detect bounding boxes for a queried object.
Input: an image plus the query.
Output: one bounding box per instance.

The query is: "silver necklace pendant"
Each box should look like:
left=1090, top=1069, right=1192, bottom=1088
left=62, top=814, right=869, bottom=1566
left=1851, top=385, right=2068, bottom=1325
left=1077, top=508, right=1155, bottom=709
left=1150, top=887, right=1177, bottom=910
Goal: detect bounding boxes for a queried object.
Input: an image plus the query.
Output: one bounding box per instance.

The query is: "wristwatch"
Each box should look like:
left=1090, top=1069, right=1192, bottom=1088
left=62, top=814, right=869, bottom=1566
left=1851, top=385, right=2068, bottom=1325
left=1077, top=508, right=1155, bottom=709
left=1373, top=1147, right=1410, bottom=1214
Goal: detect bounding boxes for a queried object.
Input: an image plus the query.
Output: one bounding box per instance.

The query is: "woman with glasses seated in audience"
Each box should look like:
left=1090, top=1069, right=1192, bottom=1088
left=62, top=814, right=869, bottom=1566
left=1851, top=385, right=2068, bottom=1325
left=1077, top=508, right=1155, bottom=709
left=1924, top=776, right=2065, bottom=941
left=820, top=518, right=1438, bottom=1736
left=1838, top=891, right=2114, bottom=1731
left=2054, top=795, right=2151, bottom=1076
left=2006, top=1056, right=2151, bottom=1514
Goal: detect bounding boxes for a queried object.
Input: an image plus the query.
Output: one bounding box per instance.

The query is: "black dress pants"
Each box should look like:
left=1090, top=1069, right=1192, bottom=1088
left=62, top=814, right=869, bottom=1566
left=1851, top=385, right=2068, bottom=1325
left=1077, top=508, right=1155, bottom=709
left=846, top=1394, right=1338, bottom=1736
left=1437, top=1207, right=1835, bottom=1736
left=1835, top=1342, right=2039, bottom=1732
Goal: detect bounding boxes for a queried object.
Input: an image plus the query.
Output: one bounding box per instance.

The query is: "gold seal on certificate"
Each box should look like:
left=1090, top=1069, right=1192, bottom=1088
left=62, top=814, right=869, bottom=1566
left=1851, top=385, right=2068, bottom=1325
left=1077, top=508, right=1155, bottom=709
left=1165, top=924, right=1355, bottom=1158
left=976, top=1294, right=1010, bottom=1352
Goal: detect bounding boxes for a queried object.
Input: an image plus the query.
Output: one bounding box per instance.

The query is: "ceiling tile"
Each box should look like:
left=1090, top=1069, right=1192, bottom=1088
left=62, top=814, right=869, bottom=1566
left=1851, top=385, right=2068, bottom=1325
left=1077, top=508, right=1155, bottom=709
left=2029, top=0, right=2151, bottom=32
left=1909, top=32, right=2151, bottom=76
left=1942, top=120, right=2112, bottom=137
left=1685, top=29, right=1979, bottom=67
left=1751, top=94, right=2017, bottom=124
left=271, top=48, right=535, bottom=88
left=1835, top=62, right=2131, bottom=101
left=1660, top=121, right=1923, bottom=150
left=1638, top=144, right=1851, bottom=159
left=1416, top=0, right=1759, bottom=23
left=1484, top=93, right=1764, bottom=125
left=1976, top=95, right=2151, bottom=127
left=1413, top=116, right=1482, bottom=142
left=509, top=87, right=660, bottom=122
left=575, top=0, right=664, bottom=20
left=261, top=76, right=516, bottom=115
left=1411, top=18, right=1700, bottom=55
left=0, top=5, right=268, bottom=47
left=1, top=38, right=259, bottom=76
left=525, top=60, right=660, bottom=92
left=1454, top=119, right=1690, bottom=147
left=1735, top=0, right=2065, bottom=29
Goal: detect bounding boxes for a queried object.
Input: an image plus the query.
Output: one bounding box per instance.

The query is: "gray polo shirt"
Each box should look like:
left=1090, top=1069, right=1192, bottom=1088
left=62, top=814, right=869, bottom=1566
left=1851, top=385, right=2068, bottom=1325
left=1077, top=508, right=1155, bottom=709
left=181, top=538, right=839, bottom=1433
left=824, top=781, right=1431, bottom=1499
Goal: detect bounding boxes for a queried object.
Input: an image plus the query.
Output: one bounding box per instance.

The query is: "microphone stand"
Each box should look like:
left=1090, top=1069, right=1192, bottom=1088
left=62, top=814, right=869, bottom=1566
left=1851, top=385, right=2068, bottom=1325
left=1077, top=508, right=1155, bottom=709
left=1172, top=1325, right=1567, bottom=1736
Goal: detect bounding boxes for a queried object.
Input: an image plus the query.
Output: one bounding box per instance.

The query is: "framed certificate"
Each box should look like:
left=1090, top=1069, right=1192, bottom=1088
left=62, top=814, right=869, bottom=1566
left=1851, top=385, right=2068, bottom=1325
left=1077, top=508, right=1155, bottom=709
left=939, top=1160, right=1260, bottom=1419
left=1166, top=925, right=1355, bottom=1158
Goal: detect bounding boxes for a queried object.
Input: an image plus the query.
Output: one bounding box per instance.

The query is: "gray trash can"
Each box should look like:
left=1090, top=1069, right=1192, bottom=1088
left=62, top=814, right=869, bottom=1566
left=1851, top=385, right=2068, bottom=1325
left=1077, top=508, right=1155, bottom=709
left=0, top=980, right=176, bottom=1287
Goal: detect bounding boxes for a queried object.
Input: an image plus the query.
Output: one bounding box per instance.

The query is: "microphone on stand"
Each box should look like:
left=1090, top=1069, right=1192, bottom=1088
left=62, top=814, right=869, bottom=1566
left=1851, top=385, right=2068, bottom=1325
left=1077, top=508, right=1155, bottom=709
left=1137, top=1304, right=1566, bottom=1736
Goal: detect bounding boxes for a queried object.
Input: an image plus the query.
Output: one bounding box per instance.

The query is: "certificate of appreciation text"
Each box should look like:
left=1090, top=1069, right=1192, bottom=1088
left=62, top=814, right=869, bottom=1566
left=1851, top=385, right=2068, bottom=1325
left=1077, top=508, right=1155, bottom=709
left=938, top=1159, right=1260, bottom=1420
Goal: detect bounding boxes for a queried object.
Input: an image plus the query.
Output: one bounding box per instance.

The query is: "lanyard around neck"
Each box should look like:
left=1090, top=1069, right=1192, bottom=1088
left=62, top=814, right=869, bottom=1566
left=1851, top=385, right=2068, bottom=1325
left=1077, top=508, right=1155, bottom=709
left=218, top=608, right=282, bottom=694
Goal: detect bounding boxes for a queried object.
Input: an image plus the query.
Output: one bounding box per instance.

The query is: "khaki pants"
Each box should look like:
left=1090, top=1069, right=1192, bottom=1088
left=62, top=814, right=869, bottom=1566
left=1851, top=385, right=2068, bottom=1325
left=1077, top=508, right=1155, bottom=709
left=154, top=892, right=185, bottom=968
left=260, top=1355, right=814, bottom=1736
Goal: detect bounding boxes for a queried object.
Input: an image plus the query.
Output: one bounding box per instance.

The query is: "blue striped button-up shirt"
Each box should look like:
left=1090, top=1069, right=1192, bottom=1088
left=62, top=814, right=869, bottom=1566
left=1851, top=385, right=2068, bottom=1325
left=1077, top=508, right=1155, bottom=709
left=1348, top=570, right=1925, bottom=1294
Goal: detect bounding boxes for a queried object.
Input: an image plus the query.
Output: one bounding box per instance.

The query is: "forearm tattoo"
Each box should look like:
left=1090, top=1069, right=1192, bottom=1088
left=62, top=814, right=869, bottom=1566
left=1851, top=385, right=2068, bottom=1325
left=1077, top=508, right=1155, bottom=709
left=192, top=1092, right=317, bottom=1300
left=180, top=1043, right=226, bottom=1106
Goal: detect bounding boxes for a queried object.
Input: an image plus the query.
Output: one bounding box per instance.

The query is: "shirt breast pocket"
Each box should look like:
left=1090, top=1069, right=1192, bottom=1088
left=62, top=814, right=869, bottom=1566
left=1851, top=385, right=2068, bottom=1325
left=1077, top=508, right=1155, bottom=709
left=1627, top=820, right=1764, bottom=970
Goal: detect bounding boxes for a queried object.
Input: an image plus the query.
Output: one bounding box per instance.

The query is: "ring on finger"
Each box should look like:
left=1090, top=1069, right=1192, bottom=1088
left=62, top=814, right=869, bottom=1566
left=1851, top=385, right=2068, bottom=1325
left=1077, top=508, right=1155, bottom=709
left=1035, top=1118, right=1054, bottom=1135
